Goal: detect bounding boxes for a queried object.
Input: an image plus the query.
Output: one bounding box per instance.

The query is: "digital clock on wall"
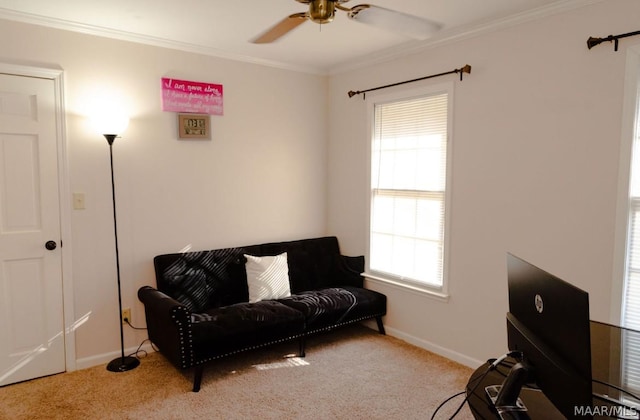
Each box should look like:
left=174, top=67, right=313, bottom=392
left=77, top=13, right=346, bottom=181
left=178, top=113, right=211, bottom=140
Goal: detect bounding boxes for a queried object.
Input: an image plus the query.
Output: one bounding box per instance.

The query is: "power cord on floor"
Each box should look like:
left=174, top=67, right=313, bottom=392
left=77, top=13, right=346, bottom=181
left=430, top=351, right=522, bottom=419
left=433, top=365, right=493, bottom=419
left=430, top=391, right=467, bottom=420
left=123, top=318, right=158, bottom=360
left=126, top=338, right=159, bottom=360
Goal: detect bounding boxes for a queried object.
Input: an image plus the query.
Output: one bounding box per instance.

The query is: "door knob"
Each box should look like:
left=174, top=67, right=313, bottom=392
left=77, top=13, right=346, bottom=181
left=45, top=240, right=57, bottom=250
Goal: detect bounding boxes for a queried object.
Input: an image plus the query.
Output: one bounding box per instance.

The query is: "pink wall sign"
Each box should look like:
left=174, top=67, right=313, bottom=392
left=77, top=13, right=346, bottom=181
left=161, top=77, right=223, bottom=115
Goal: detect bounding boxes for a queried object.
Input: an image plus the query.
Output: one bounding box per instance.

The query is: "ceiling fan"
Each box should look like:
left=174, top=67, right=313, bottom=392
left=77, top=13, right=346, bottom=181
left=252, top=0, right=442, bottom=44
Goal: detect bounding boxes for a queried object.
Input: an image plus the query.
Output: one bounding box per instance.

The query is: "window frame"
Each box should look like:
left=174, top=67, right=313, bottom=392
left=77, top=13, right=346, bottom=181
left=364, top=82, right=454, bottom=300
left=613, top=44, right=640, bottom=398
left=613, top=44, right=640, bottom=324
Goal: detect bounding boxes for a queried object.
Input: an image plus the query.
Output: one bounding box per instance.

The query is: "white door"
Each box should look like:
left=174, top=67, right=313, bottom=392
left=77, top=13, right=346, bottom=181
left=0, top=73, right=65, bottom=386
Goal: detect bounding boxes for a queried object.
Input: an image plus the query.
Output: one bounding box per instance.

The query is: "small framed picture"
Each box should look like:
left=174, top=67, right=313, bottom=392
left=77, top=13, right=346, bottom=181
left=178, top=113, right=210, bottom=140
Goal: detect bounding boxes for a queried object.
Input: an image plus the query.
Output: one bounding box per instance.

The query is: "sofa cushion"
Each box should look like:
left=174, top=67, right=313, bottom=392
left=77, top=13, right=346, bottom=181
left=154, top=245, right=260, bottom=311
left=190, top=300, right=305, bottom=359
left=244, top=252, right=291, bottom=303
left=277, top=286, right=387, bottom=332
left=260, top=237, right=358, bottom=292
left=153, top=237, right=364, bottom=312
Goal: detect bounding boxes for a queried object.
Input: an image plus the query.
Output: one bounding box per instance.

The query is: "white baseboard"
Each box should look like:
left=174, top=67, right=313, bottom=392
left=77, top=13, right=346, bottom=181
left=74, top=343, right=156, bottom=371
left=362, top=320, right=484, bottom=369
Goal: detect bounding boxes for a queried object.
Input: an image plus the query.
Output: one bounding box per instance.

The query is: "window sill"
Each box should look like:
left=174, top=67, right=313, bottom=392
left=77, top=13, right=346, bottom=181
left=364, top=273, right=450, bottom=303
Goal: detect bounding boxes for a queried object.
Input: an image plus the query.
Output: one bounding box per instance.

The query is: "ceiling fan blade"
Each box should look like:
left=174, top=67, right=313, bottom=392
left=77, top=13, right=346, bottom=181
left=347, top=5, right=441, bottom=40
left=252, top=13, right=308, bottom=44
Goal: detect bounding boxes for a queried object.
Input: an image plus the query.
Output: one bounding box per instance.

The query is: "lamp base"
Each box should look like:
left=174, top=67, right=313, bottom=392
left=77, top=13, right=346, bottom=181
left=106, top=356, right=140, bottom=372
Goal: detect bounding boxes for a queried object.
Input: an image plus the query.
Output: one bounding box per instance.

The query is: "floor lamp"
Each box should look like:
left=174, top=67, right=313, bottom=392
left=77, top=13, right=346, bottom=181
left=97, top=117, right=140, bottom=373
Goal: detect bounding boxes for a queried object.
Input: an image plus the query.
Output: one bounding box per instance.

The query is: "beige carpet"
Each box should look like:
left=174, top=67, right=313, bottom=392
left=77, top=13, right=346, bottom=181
left=0, top=325, right=475, bottom=420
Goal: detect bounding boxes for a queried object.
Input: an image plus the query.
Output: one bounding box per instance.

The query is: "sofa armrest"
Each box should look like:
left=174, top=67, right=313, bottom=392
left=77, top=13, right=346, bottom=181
left=342, top=255, right=364, bottom=273
left=138, top=286, right=194, bottom=369
left=338, top=255, right=365, bottom=288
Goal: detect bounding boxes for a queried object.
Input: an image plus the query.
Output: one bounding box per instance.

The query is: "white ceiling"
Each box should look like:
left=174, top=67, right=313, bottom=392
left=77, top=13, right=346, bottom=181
left=0, top=0, right=599, bottom=74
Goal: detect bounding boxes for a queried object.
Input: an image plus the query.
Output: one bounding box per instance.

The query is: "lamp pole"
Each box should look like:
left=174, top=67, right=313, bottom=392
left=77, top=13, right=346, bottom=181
left=104, top=134, right=140, bottom=372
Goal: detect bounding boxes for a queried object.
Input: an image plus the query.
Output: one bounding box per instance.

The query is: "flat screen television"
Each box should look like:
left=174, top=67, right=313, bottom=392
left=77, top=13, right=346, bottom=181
left=489, top=254, right=593, bottom=419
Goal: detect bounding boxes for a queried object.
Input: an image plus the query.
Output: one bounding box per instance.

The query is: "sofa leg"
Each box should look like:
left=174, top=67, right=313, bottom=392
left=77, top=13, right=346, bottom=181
left=193, top=365, right=204, bottom=392
left=376, top=317, right=386, bottom=335
left=299, top=336, right=306, bottom=358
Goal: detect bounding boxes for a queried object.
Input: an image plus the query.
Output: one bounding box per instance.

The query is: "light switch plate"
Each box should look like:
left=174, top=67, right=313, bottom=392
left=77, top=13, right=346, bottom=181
left=73, top=192, right=85, bottom=210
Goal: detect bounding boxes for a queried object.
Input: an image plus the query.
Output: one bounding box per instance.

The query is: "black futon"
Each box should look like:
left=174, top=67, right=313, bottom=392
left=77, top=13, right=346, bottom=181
left=138, top=236, right=387, bottom=391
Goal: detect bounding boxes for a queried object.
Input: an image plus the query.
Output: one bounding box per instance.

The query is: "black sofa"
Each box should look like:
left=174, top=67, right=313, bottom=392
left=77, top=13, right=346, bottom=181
left=138, top=236, right=387, bottom=391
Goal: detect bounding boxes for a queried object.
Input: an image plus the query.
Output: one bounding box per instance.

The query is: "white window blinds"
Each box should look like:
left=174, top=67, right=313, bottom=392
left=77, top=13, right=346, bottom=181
left=369, top=92, right=449, bottom=288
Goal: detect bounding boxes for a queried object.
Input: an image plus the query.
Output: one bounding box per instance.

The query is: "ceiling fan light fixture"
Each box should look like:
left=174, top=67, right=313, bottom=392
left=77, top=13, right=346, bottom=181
left=348, top=5, right=442, bottom=40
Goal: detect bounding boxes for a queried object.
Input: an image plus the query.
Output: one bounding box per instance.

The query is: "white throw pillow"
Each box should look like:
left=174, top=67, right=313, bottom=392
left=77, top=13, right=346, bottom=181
left=244, top=252, right=291, bottom=303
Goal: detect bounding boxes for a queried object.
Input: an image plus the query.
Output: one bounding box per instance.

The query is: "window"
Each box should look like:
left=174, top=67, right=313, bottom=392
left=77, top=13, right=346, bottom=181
left=622, top=84, right=640, bottom=396
left=619, top=46, right=640, bottom=398
left=367, top=84, right=452, bottom=293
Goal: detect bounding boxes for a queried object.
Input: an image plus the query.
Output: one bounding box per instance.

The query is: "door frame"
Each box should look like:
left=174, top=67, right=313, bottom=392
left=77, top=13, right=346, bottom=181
left=0, top=62, right=76, bottom=372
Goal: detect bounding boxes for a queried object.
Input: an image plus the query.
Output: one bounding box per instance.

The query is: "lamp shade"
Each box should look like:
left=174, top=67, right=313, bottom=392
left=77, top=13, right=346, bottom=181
left=90, top=110, right=129, bottom=136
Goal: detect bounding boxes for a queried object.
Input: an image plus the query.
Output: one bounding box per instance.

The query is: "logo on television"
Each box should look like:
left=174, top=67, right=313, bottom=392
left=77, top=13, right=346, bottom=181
left=534, top=294, right=544, bottom=313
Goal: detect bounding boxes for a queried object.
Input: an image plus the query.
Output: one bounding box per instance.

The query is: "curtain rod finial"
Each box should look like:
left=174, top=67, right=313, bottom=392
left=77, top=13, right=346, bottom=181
left=587, top=36, right=603, bottom=49
left=348, top=90, right=358, bottom=98
left=458, top=64, right=472, bottom=81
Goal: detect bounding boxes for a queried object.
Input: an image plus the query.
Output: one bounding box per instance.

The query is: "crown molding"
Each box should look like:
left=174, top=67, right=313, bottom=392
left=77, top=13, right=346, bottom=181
left=329, top=0, right=608, bottom=75
left=0, top=7, right=324, bottom=75
left=0, top=0, right=607, bottom=77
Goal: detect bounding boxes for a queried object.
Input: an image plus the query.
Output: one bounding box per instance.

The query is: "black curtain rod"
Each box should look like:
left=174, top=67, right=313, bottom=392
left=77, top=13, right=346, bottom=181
left=347, top=64, right=471, bottom=99
left=587, top=30, right=640, bottom=51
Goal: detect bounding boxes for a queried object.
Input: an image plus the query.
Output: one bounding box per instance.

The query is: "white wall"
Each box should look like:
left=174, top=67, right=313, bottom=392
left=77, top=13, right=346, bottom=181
left=327, top=0, right=640, bottom=366
left=2, top=0, right=637, bottom=371
left=0, top=20, right=328, bottom=365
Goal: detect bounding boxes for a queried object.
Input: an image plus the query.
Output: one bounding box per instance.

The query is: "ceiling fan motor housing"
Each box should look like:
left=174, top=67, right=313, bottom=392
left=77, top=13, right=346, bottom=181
left=312, top=0, right=334, bottom=23
left=297, top=0, right=351, bottom=24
